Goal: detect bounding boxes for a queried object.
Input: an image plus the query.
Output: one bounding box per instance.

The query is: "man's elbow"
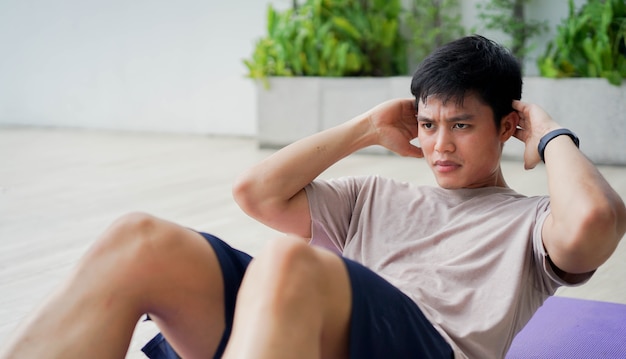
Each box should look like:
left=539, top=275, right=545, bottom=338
left=613, top=195, right=626, bottom=242
left=232, top=173, right=261, bottom=217
left=232, top=173, right=285, bottom=224
left=593, top=195, right=626, bottom=253
left=565, top=202, right=625, bottom=272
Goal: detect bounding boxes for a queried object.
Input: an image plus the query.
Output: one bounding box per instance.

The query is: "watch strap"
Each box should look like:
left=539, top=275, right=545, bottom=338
left=538, top=128, right=580, bottom=163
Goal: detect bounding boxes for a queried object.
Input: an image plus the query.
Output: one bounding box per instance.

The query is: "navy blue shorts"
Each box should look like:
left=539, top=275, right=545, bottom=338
left=142, top=233, right=452, bottom=359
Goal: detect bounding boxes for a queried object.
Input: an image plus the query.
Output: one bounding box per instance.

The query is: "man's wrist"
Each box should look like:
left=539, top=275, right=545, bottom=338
left=341, top=115, right=379, bottom=151
left=538, top=128, right=580, bottom=163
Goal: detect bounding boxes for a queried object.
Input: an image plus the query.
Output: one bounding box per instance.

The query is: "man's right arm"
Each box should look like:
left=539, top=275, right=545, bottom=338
left=232, top=99, right=421, bottom=239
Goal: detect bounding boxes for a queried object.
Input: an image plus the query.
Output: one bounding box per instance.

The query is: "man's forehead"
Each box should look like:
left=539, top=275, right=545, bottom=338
left=416, top=92, right=495, bottom=122
left=417, top=96, right=471, bottom=112
left=417, top=94, right=471, bottom=110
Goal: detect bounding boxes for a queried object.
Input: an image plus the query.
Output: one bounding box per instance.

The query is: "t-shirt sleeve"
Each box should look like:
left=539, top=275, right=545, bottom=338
left=532, top=197, right=595, bottom=291
left=304, top=176, right=365, bottom=254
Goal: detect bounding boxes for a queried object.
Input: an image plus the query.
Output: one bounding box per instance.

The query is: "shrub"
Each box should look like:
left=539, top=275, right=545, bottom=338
left=538, top=0, right=626, bottom=85
left=244, top=0, right=408, bottom=82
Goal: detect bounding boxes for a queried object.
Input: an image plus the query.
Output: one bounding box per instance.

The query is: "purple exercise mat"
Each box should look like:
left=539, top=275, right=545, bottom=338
left=506, top=296, right=626, bottom=358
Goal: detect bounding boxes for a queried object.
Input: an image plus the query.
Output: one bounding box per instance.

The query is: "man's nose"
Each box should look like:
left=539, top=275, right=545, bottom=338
left=434, top=129, right=455, bottom=153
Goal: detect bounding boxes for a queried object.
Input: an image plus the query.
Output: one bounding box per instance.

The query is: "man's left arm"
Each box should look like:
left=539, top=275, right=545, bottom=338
left=513, top=100, right=626, bottom=275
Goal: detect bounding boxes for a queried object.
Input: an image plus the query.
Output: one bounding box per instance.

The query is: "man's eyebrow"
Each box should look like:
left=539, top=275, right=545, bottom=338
left=416, top=114, right=475, bottom=122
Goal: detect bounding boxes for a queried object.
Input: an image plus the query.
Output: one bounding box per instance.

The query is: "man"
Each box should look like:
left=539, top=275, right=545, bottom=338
left=2, top=35, right=624, bottom=359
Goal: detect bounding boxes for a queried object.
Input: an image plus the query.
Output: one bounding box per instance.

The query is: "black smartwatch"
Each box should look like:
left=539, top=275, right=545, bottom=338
left=538, top=128, right=580, bottom=163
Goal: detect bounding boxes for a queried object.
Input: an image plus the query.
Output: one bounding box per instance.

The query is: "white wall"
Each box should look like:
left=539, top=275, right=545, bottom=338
left=0, top=0, right=268, bottom=136
left=0, top=0, right=586, bottom=136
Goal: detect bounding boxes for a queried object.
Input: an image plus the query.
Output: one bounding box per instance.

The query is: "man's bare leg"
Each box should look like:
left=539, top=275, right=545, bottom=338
left=223, top=237, right=352, bottom=359
left=1, top=213, right=227, bottom=359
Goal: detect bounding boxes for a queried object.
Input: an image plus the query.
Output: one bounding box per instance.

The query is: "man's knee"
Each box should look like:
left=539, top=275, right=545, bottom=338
left=256, top=237, right=320, bottom=280
left=83, top=212, right=177, bottom=271
left=106, top=211, right=162, bottom=242
left=244, top=237, right=338, bottom=311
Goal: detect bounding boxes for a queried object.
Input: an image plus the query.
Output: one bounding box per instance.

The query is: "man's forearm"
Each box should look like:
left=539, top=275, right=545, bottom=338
left=232, top=114, right=375, bottom=234
left=250, top=115, right=374, bottom=199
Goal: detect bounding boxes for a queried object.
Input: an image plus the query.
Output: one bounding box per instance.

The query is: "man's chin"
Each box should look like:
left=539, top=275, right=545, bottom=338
left=430, top=165, right=465, bottom=189
left=435, top=179, right=464, bottom=190
left=438, top=183, right=465, bottom=189
left=434, top=175, right=479, bottom=189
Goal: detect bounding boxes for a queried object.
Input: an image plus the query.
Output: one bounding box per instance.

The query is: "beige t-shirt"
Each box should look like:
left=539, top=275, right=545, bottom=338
left=305, top=175, right=590, bottom=359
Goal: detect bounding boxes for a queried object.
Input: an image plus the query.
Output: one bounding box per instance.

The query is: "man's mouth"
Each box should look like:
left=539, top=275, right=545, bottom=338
left=434, top=160, right=461, bottom=173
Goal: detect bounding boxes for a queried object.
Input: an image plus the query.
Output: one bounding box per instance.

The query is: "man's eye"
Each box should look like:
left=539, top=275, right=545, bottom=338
left=421, top=123, right=434, bottom=129
left=454, top=123, right=469, bottom=129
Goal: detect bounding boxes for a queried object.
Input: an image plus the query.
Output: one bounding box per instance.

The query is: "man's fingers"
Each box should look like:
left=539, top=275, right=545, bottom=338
left=512, top=100, right=526, bottom=111
left=512, top=101, right=530, bottom=126
left=396, top=143, right=423, bottom=158
left=524, top=161, right=537, bottom=171
left=513, top=126, right=528, bottom=142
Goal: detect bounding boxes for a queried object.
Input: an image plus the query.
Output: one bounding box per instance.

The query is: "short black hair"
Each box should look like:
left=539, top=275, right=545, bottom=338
left=410, top=35, right=522, bottom=128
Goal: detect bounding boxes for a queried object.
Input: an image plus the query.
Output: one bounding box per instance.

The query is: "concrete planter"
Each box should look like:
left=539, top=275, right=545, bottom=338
left=257, top=76, right=626, bottom=165
left=256, top=77, right=412, bottom=154
left=512, top=78, right=626, bottom=165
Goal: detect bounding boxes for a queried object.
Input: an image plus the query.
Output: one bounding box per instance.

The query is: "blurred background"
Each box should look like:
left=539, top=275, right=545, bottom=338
left=0, top=0, right=593, bottom=137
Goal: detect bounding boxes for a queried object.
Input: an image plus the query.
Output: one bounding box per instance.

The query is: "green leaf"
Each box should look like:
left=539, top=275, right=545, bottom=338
left=267, top=5, right=277, bottom=36
left=332, top=16, right=362, bottom=40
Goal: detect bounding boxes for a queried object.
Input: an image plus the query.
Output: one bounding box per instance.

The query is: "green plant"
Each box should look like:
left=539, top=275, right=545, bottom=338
left=538, top=0, right=626, bottom=85
left=477, top=0, right=548, bottom=66
left=243, top=0, right=408, bottom=84
left=403, top=0, right=465, bottom=66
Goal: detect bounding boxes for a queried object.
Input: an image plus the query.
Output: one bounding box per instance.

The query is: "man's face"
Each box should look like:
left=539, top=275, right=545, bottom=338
left=416, top=93, right=511, bottom=189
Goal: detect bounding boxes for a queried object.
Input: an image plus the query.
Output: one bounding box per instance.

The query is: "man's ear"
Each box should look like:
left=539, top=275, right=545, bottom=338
left=499, top=111, right=519, bottom=142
